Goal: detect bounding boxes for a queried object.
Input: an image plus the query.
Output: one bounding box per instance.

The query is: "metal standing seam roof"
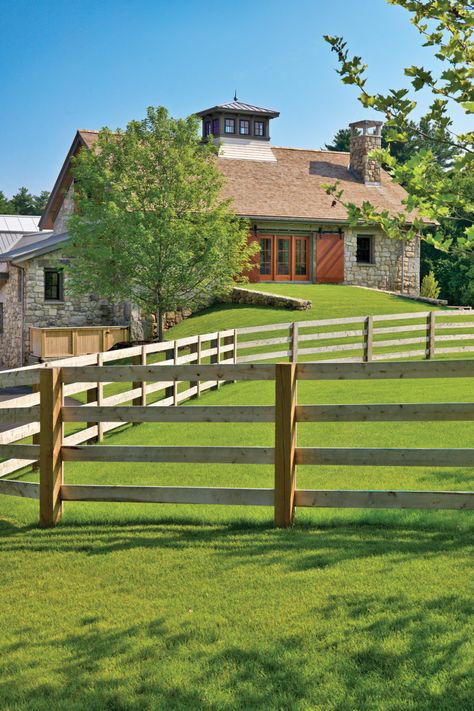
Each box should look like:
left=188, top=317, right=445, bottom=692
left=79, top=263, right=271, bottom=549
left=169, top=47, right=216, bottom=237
left=0, top=215, right=41, bottom=233
left=196, top=101, right=280, bottom=117
left=0, top=231, right=64, bottom=262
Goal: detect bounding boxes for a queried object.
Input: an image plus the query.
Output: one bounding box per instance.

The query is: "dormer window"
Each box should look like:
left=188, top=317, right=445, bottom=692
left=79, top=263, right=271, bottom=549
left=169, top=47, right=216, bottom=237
left=224, top=118, right=235, bottom=134
left=254, top=121, right=265, bottom=137
left=204, top=120, right=211, bottom=137
left=212, top=118, right=220, bottom=135
left=239, top=120, right=250, bottom=135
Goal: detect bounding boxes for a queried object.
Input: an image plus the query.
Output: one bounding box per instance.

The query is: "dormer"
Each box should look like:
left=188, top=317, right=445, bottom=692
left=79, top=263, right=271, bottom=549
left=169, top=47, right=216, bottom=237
left=196, top=99, right=280, bottom=162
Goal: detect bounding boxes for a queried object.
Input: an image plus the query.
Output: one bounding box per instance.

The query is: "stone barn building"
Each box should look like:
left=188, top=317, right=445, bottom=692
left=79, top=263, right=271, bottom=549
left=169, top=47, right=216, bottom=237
left=0, top=100, right=420, bottom=369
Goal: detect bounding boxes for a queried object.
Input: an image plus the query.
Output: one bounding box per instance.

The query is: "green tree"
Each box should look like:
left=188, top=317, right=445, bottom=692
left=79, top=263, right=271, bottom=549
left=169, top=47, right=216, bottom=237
left=323, top=0, right=474, bottom=254
left=66, top=106, right=255, bottom=340
left=325, top=128, right=351, bottom=151
left=0, top=191, right=12, bottom=214
left=10, top=186, right=36, bottom=215
left=33, top=190, right=50, bottom=215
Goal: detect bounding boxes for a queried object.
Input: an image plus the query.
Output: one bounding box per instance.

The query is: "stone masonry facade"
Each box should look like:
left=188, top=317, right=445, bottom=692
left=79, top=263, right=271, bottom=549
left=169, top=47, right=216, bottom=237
left=0, top=266, right=24, bottom=369
left=344, top=229, right=420, bottom=295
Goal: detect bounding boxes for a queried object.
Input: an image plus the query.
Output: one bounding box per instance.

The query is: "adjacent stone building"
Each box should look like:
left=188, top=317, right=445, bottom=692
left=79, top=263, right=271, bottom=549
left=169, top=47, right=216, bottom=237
left=0, top=101, right=422, bottom=368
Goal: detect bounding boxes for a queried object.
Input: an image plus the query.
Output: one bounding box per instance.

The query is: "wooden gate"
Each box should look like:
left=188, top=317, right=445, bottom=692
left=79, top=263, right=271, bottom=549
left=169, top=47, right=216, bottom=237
left=316, top=233, right=344, bottom=283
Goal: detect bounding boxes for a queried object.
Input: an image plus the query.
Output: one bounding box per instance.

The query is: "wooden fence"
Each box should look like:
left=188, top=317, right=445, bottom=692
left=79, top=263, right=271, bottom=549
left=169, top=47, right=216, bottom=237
left=236, top=309, right=474, bottom=363
left=1, top=358, right=473, bottom=527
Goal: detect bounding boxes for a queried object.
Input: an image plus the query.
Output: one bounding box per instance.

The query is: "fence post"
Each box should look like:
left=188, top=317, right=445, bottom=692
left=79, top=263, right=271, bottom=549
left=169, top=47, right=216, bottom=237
left=86, top=353, right=100, bottom=441
left=274, top=363, right=297, bottom=528
left=97, top=352, right=104, bottom=442
left=131, top=349, right=146, bottom=423
left=32, top=382, right=40, bottom=472
left=165, top=344, right=175, bottom=401
left=39, top=367, right=63, bottom=528
left=426, top=311, right=436, bottom=359
left=364, top=315, right=373, bottom=362
left=211, top=332, right=220, bottom=390
left=291, top=322, right=299, bottom=363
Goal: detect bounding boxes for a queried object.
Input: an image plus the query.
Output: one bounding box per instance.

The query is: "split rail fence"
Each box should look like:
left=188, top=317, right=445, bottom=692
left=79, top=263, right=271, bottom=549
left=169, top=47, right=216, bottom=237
left=0, top=307, right=473, bottom=526
left=1, top=357, right=474, bottom=527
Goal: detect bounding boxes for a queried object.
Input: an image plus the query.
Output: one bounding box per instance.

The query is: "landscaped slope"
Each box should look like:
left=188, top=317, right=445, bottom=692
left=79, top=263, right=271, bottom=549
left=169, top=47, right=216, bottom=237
left=167, top=284, right=442, bottom=340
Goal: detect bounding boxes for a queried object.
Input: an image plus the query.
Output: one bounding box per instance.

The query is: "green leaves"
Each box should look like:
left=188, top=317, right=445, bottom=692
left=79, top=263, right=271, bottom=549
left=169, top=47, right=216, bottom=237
left=65, top=106, right=255, bottom=331
left=323, top=0, right=474, bottom=258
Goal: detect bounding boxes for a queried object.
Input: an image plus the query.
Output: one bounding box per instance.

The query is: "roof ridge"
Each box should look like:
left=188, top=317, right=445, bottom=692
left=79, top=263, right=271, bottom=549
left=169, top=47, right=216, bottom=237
left=273, top=146, right=350, bottom=155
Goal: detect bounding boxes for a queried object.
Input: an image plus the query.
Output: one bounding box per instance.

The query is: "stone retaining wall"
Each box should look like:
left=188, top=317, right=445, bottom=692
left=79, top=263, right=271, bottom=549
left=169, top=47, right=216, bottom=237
left=221, top=287, right=311, bottom=310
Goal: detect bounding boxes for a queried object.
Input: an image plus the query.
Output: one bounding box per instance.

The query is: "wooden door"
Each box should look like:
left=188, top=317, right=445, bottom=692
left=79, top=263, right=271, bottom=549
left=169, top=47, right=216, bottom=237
left=293, top=237, right=309, bottom=281
left=275, top=237, right=291, bottom=281
left=316, top=233, right=344, bottom=283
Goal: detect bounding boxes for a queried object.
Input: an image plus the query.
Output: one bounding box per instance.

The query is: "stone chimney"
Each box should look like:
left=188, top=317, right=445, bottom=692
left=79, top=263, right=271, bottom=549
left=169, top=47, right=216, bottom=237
left=349, top=120, right=383, bottom=185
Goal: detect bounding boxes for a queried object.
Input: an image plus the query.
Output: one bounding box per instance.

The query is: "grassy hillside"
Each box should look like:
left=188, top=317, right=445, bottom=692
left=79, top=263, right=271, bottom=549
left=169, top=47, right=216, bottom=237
left=167, top=284, right=443, bottom=339
left=1, top=285, right=472, bottom=710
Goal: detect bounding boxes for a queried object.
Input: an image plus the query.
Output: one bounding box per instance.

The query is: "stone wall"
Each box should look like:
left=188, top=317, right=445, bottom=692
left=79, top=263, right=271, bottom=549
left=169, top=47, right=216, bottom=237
left=53, top=182, right=74, bottom=234
left=0, top=266, right=24, bottom=369
left=221, top=287, right=311, bottom=310
left=21, top=252, right=127, bottom=363
left=344, top=229, right=419, bottom=295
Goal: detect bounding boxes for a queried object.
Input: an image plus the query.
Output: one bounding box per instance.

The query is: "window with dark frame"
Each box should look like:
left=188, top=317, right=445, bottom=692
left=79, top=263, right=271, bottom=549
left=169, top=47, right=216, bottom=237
left=224, top=118, right=235, bottom=134
left=356, top=235, right=373, bottom=264
left=254, top=121, right=265, bottom=137
left=44, top=269, right=64, bottom=301
left=212, top=118, right=220, bottom=135
left=204, top=120, right=211, bottom=137
left=239, top=119, right=250, bottom=135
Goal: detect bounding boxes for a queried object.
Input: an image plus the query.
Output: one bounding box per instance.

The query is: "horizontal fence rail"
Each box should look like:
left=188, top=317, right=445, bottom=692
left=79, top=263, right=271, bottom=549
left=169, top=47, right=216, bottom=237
left=0, top=306, right=473, bottom=527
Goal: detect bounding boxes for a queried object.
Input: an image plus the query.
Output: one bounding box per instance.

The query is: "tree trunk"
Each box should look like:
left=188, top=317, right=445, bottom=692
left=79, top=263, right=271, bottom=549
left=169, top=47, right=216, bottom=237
left=156, top=304, right=164, bottom=342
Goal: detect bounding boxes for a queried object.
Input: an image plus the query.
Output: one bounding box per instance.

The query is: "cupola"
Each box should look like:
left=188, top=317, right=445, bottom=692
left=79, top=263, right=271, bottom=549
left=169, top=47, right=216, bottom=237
left=196, top=98, right=279, bottom=162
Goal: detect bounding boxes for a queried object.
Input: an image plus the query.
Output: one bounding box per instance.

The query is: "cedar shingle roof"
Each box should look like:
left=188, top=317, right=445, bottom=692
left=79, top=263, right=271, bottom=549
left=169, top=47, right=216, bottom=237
left=218, top=147, right=413, bottom=222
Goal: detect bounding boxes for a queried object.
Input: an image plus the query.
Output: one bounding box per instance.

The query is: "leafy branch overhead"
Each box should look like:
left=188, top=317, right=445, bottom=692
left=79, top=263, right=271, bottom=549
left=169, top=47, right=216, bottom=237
left=323, top=0, right=474, bottom=254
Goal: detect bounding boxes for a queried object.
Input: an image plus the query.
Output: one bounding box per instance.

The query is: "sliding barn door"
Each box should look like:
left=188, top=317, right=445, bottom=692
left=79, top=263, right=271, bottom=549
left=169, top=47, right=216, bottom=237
left=316, top=233, right=344, bottom=283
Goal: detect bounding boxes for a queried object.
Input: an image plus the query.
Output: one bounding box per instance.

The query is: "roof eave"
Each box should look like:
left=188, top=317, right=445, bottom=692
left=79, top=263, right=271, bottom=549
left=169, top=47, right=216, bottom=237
left=38, top=131, right=88, bottom=230
left=5, top=234, right=69, bottom=263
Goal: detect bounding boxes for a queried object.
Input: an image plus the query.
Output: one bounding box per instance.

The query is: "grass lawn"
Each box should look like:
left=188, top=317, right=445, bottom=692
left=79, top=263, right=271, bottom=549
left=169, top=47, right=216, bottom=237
left=1, top=285, right=473, bottom=710
left=166, top=284, right=444, bottom=339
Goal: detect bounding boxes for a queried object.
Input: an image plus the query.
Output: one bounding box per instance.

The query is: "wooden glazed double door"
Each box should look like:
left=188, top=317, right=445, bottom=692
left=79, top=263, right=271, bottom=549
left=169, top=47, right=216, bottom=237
left=253, top=232, right=344, bottom=283
left=258, top=235, right=310, bottom=281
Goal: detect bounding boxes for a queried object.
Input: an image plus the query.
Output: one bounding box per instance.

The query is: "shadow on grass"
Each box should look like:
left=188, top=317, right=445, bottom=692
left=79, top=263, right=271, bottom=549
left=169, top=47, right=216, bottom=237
left=1, top=514, right=473, bottom=570
left=1, top=593, right=472, bottom=710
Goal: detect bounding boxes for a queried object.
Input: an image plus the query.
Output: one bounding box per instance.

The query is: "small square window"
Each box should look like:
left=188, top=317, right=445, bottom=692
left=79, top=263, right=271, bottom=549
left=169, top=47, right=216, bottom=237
left=204, top=120, right=211, bottom=137
left=254, top=121, right=265, bottom=137
left=212, top=118, right=220, bottom=135
left=356, top=235, right=373, bottom=264
left=224, top=118, right=235, bottom=134
left=239, top=119, right=250, bottom=135
left=44, top=269, right=64, bottom=301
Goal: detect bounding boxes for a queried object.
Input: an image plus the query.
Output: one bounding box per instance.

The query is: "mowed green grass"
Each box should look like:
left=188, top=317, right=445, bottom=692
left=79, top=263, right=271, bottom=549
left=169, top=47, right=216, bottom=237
left=2, top=370, right=474, bottom=710
left=167, top=284, right=444, bottom=339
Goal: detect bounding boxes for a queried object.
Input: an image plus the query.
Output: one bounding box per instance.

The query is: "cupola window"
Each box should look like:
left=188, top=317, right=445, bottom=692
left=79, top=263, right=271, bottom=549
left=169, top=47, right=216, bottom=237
left=212, top=118, right=220, bottom=135
left=204, top=120, right=211, bottom=137
left=224, top=118, right=235, bottom=134
left=239, top=119, right=250, bottom=135
left=254, top=121, right=265, bottom=137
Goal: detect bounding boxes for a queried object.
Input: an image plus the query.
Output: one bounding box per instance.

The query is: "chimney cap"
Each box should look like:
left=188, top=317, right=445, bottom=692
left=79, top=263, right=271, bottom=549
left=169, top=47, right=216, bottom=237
left=349, top=119, right=383, bottom=129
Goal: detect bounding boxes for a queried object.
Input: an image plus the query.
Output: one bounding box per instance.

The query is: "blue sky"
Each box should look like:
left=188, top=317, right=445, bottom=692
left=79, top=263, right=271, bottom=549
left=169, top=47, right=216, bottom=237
left=0, top=0, right=468, bottom=197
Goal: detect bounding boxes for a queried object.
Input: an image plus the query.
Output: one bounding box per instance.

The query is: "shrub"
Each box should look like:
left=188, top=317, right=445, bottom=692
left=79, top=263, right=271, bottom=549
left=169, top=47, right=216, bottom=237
left=420, top=270, right=441, bottom=299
